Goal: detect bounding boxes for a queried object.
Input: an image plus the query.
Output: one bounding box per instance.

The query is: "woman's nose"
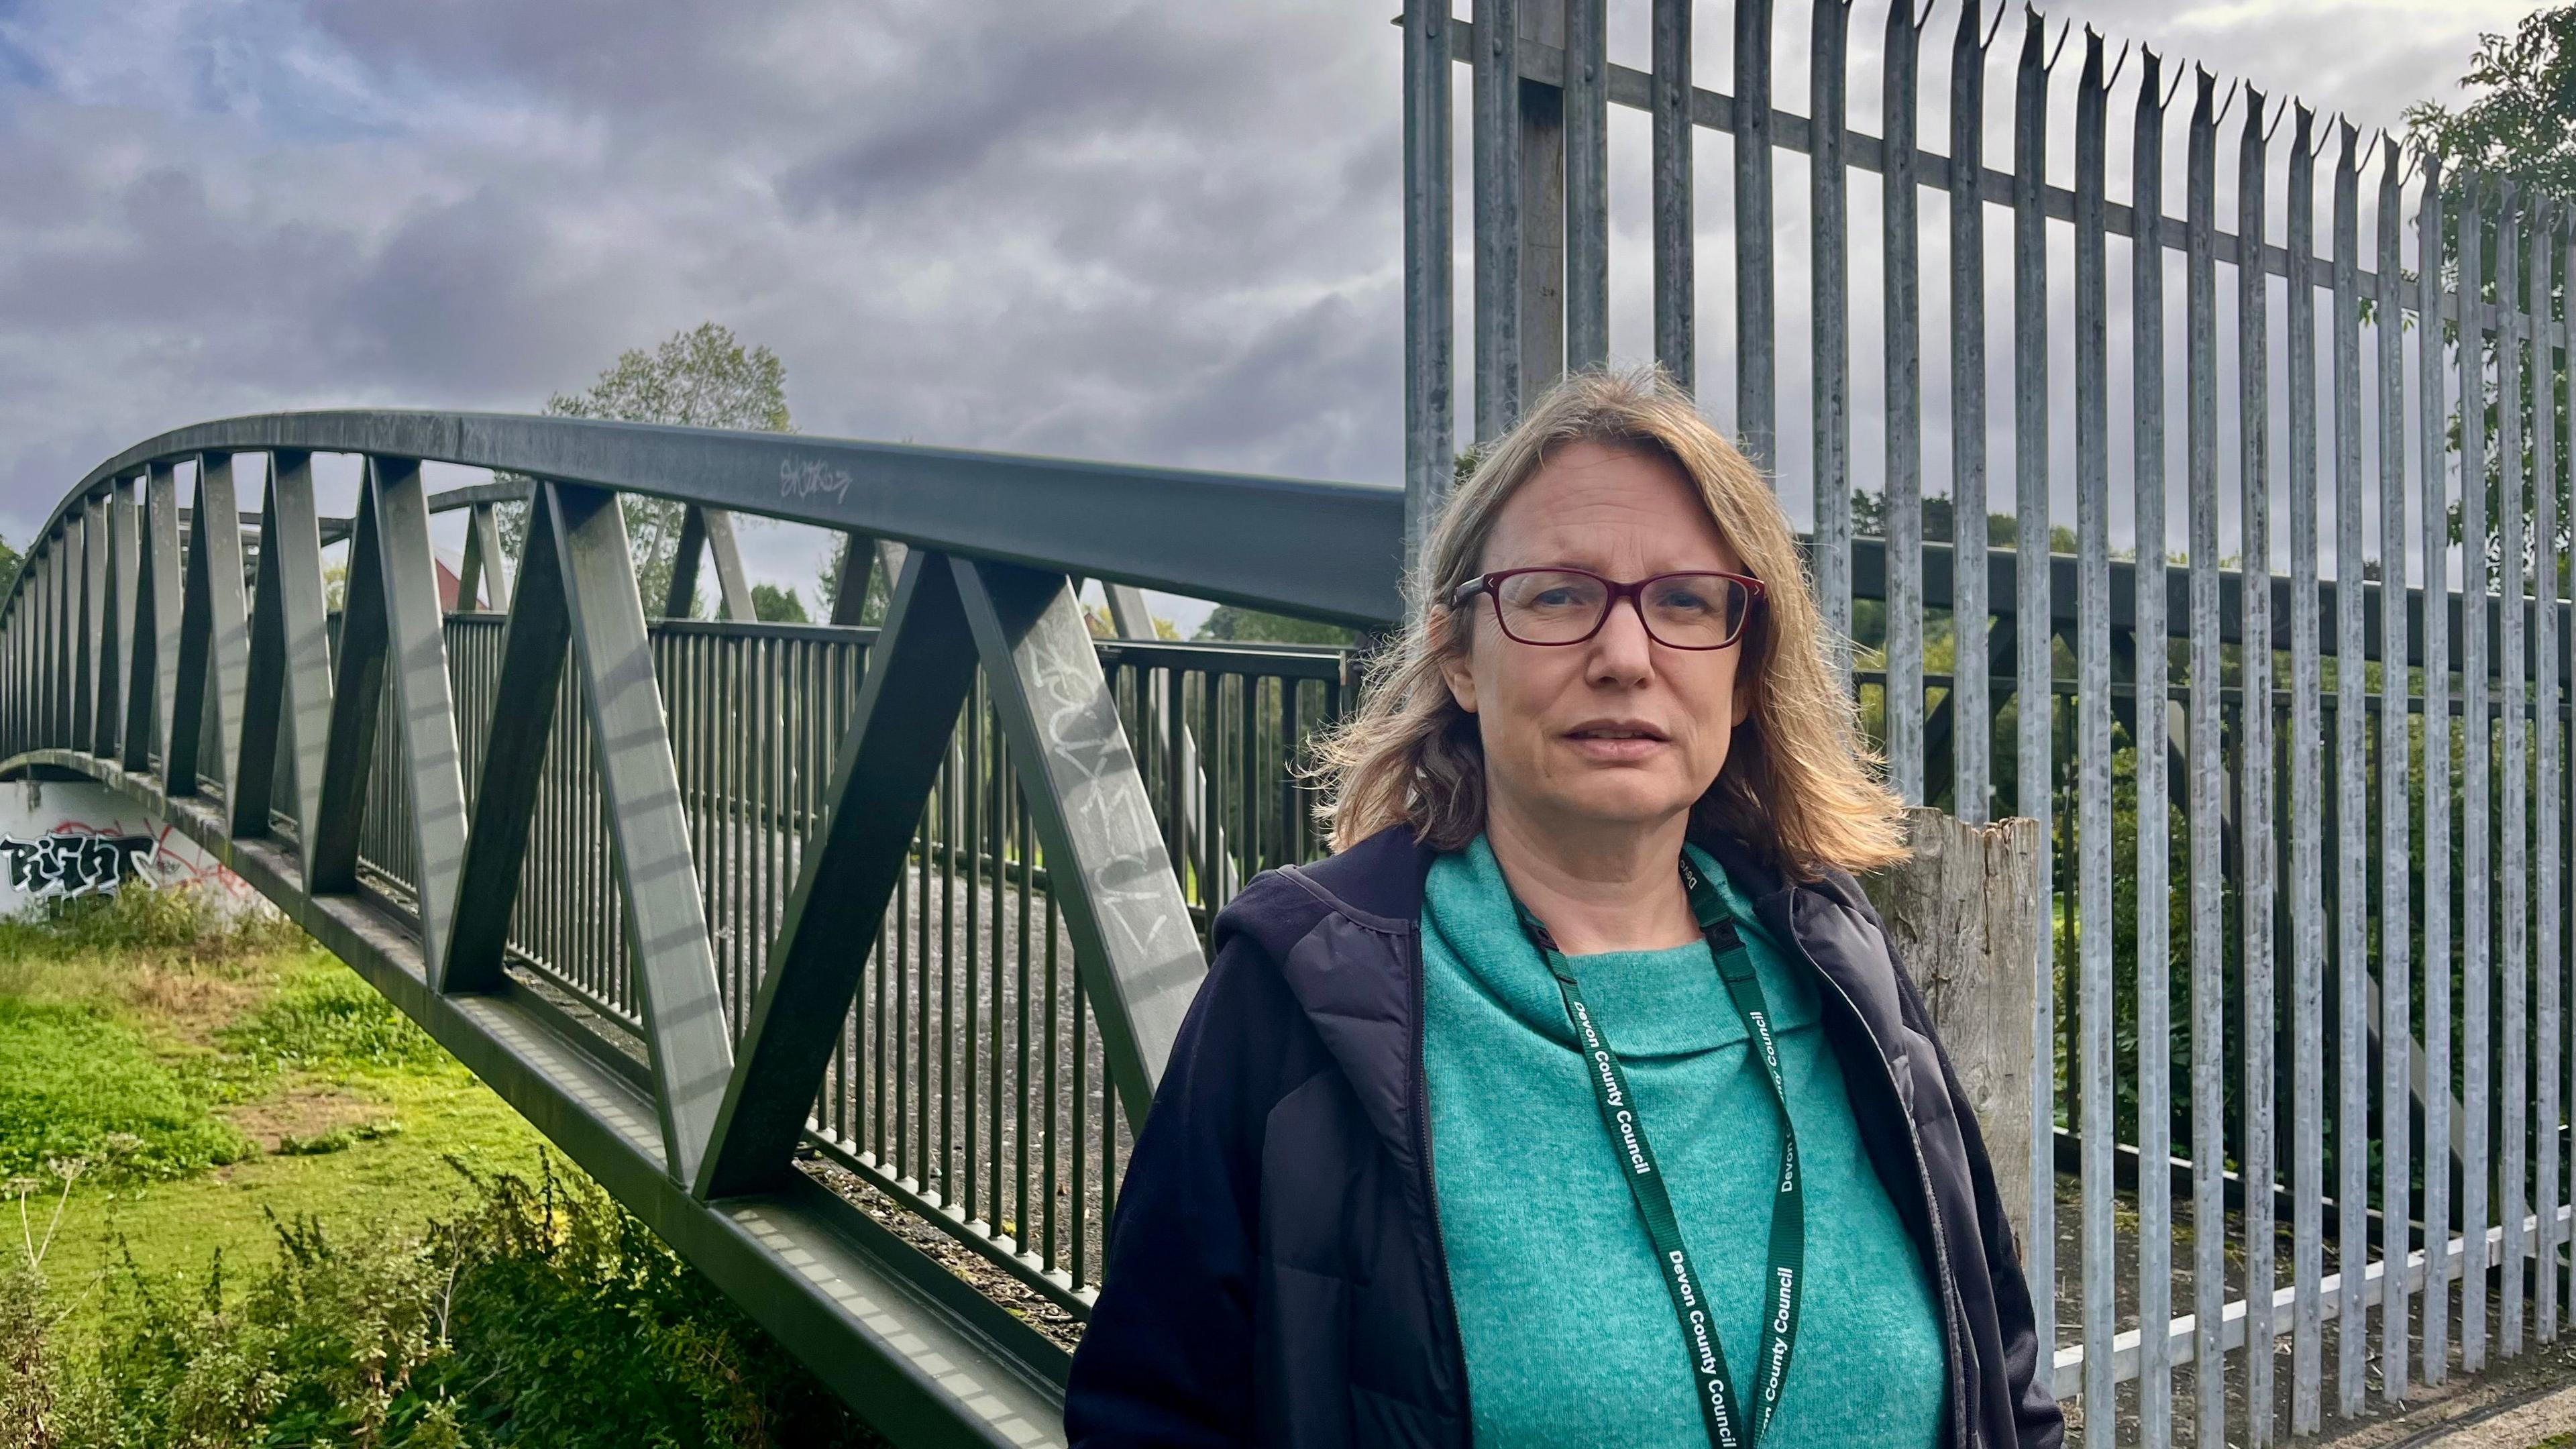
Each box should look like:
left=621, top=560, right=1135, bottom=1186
left=1585, top=595, right=1657, bottom=681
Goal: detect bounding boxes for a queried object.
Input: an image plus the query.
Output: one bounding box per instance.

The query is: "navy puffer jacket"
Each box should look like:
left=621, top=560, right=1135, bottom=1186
left=1065, top=823, right=2065, bottom=1449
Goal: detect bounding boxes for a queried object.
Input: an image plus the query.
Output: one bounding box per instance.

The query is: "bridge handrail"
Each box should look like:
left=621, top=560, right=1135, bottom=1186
left=4, top=410, right=1406, bottom=630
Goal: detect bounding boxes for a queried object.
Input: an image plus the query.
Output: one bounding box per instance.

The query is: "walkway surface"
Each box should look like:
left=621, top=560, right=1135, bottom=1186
left=2411, top=1381, right=2576, bottom=1447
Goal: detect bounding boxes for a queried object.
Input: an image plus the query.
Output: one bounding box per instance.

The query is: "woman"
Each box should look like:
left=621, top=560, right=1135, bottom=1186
left=1065, top=368, right=2061, bottom=1449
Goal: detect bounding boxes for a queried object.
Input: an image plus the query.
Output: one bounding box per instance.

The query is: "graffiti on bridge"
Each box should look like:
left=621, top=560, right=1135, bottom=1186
left=0, top=824, right=158, bottom=898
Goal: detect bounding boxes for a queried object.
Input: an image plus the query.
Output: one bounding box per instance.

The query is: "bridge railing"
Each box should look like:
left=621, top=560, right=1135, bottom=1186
left=0, top=414, right=1398, bottom=1448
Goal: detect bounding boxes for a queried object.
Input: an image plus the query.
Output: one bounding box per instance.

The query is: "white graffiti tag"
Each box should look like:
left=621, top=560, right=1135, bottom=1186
left=778, top=458, right=853, bottom=506
left=0, top=832, right=155, bottom=897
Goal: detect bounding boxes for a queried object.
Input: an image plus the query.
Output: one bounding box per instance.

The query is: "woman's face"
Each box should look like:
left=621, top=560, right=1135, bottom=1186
left=1437, top=440, right=1755, bottom=841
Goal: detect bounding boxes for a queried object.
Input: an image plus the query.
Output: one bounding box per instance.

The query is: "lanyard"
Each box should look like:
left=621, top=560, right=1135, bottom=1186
left=1507, top=855, right=1805, bottom=1449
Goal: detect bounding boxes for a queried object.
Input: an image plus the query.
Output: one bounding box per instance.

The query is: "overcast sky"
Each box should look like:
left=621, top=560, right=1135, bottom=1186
left=0, top=0, right=2538, bottom=619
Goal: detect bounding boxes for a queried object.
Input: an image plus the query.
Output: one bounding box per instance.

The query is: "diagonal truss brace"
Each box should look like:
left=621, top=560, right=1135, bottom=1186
left=954, top=557, right=1204, bottom=1132
left=456, top=500, right=511, bottom=612
left=94, top=487, right=136, bottom=761
left=556, top=480, right=733, bottom=1181
left=230, top=450, right=336, bottom=849
left=665, top=503, right=753, bottom=621
left=305, top=458, right=471, bottom=980
left=74, top=496, right=103, bottom=752
left=122, top=462, right=181, bottom=775
left=441, top=491, right=572, bottom=996
left=166, top=453, right=248, bottom=797
left=695, top=547, right=983, bottom=1199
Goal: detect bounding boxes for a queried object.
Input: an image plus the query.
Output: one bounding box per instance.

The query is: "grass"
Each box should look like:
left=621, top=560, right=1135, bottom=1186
left=0, top=886, right=884, bottom=1445
left=0, top=888, right=554, bottom=1308
left=0, top=998, right=252, bottom=1183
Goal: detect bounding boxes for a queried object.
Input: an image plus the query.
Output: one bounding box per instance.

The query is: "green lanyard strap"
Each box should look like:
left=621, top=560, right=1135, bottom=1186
left=1507, top=857, right=1806, bottom=1449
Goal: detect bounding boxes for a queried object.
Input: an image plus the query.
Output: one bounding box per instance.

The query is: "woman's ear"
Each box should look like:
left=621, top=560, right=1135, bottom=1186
left=1430, top=606, right=1479, bottom=714
left=1727, top=645, right=1757, bottom=729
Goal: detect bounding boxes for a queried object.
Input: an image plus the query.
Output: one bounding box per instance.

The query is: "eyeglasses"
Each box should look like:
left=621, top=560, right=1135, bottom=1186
left=1449, top=568, right=1766, bottom=651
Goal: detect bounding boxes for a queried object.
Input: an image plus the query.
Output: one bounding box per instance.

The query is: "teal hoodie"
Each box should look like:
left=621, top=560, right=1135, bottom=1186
left=1421, top=835, right=1946, bottom=1447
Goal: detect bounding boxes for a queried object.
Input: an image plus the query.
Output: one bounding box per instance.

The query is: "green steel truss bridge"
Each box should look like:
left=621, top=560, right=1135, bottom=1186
left=0, top=413, right=1400, bottom=1447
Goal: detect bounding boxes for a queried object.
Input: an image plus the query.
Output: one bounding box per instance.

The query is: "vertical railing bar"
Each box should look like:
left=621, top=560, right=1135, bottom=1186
left=2332, top=121, right=2372, bottom=1414
left=1948, top=1, right=1992, bottom=820
left=2377, top=135, right=2418, bottom=1404
left=2011, top=15, right=2057, bottom=1385
left=1016, top=771, right=1032, bottom=1255
left=2502, top=184, right=2532, bottom=1363
left=2532, top=196, right=2562, bottom=1352
left=965, top=672, right=984, bottom=1220
left=1072, top=953, right=1089, bottom=1289
left=1734, top=0, right=1775, bottom=468
left=1401, top=0, right=1456, bottom=562
left=1884, top=0, right=1925, bottom=805
left=1514, top=1, right=1564, bottom=403
left=2287, top=102, right=2326, bottom=1437
left=2561, top=219, right=2576, bottom=1346
left=1651, top=0, right=1693, bottom=390
left=986, top=708, right=1006, bottom=1225
left=2463, top=174, right=2495, bottom=1379
left=1562, top=0, right=1607, bottom=372
left=1044, top=833, right=1061, bottom=1275
left=2137, top=50, right=2182, bottom=1449
left=2418, top=154, right=2455, bottom=1392
left=1472, top=0, right=1521, bottom=439
left=2369, top=138, right=2411, bottom=1402
left=2072, top=33, right=2115, bottom=1432
left=1810, top=0, right=1852, bottom=683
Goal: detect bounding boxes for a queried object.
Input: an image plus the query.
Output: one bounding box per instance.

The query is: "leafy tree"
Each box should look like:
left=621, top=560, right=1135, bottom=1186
left=0, top=534, right=21, bottom=603
left=2406, top=8, right=2576, bottom=199
left=1195, top=606, right=1356, bottom=647
left=814, top=541, right=894, bottom=627
left=750, top=583, right=808, bottom=623
left=2406, top=7, right=2576, bottom=577
left=1849, top=490, right=2070, bottom=553
left=498, top=323, right=794, bottom=615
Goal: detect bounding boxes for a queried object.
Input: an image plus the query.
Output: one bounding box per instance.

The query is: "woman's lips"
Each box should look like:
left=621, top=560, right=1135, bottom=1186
left=1562, top=730, right=1669, bottom=763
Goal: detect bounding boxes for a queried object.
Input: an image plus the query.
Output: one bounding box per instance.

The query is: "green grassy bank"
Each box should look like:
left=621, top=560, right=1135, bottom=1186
left=0, top=887, right=883, bottom=1448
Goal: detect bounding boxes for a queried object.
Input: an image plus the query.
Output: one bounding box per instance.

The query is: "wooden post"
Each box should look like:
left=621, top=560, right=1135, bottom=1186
left=1864, top=806, right=2041, bottom=1249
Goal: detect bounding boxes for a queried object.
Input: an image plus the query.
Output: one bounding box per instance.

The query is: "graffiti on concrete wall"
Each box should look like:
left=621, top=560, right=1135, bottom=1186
left=0, top=823, right=158, bottom=898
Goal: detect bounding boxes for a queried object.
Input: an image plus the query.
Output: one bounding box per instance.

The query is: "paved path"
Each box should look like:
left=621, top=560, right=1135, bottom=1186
left=2415, top=1381, right=2576, bottom=1447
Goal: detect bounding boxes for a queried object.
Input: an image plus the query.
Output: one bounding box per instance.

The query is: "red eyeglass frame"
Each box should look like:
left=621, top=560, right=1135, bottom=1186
left=1448, top=567, right=1768, bottom=650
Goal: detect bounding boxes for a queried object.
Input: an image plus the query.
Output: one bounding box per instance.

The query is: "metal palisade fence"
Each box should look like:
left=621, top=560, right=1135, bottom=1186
left=1404, top=0, right=2576, bottom=1444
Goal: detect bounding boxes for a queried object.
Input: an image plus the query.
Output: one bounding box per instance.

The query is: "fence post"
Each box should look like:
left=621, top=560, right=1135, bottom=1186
left=1864, top=805, right=2041, bottom=1250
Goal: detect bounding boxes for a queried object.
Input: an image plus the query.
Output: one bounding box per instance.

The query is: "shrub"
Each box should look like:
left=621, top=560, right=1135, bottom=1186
left=0, top=884, right=303, bottom=965
left=48, top=1155, right=886, bottom=1448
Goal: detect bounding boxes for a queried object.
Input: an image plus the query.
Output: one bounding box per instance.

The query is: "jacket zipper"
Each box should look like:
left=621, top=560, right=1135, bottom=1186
left=1409, top=922, right=1474, bottom=1440
left=1801, top=957, right=1976, bottom=1449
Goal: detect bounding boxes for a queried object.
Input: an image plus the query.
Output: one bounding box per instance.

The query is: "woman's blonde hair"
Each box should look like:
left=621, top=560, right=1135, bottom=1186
left=1311, top=365, right=1907, bottom=879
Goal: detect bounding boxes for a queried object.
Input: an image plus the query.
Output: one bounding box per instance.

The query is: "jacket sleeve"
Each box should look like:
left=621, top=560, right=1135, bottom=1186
left=1904, top=972, right=2067, bottom=1449
left=1065, top=920, right=1302, bottom=1448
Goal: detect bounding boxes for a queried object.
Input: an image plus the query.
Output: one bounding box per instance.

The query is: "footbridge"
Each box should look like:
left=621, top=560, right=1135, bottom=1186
left=0, top=414, right=1398, bottom=1446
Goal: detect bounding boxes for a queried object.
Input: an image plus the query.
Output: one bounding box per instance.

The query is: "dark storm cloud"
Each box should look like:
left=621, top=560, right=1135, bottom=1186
left=0, top=0, right=2534, bottom=612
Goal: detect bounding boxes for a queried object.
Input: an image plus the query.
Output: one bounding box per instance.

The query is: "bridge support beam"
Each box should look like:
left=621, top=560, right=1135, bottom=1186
left=955, top=557, right=1203, bottom=1130
left=665, top=503, right=753, bottom=621
left=550, top=481, right=734, bottom=1185
left=166, top=451, right=247, bottom=797
left=231, top=449, right=335, bottom=846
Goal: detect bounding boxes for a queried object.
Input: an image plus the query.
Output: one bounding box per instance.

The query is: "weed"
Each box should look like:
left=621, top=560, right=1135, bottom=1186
left=46, top=1154, right=886, bottom=1448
